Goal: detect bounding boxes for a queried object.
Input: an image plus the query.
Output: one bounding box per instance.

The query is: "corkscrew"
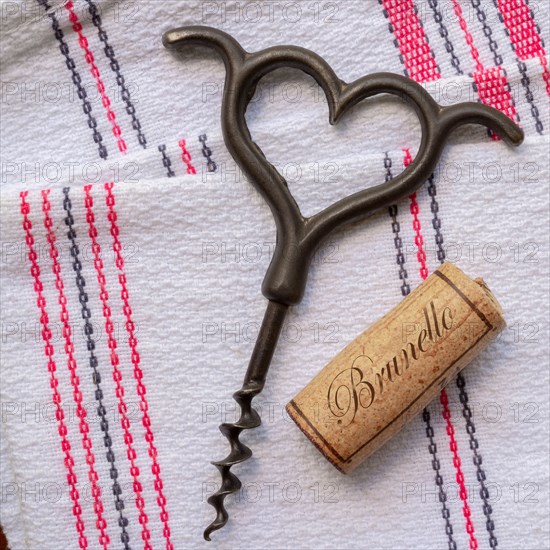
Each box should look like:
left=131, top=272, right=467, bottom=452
left=163, top=26, right=523, bottom=539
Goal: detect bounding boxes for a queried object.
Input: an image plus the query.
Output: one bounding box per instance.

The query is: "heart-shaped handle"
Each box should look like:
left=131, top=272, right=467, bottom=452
left=164, top=26, right=523, bottom=305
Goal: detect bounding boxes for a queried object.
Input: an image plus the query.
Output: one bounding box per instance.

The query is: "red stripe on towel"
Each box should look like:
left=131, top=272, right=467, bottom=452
left=450, top=0, right=519, bottom=133
left=381, top=0, right=440, bottom=82
left=104, top=182, right=173, bottom=549
left=20, top=191, right=88, bottom=550
left=473, top=67, right=518, bottom=123
left=178, top=138, right=197, bottom=175
left=496, top=0, right=550, bottom=96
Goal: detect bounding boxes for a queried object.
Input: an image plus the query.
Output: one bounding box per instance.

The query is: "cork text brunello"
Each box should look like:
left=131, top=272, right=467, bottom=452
left=327, top=300, right=454, bottom=426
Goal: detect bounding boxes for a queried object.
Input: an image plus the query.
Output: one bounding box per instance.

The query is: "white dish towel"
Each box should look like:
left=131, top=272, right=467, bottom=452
left=1, top=1, right=549, bottom=549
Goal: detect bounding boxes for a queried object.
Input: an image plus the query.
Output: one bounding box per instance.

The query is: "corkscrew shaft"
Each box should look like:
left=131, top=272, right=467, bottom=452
left=204, top=300, right=288, bottom=540
left=243, top=301, right=289, bottom=388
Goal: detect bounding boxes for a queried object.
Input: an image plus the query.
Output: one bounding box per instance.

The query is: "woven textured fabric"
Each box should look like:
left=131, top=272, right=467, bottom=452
left=1, top=1, right=549, bottom=549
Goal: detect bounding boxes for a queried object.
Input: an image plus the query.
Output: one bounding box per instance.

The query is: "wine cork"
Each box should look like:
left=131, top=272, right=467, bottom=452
left=286, top=262, right=505, bottom=474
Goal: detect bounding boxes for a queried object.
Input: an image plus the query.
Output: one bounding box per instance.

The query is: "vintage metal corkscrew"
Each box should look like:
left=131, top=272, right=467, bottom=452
left=163, top=26, right=523, bottom=539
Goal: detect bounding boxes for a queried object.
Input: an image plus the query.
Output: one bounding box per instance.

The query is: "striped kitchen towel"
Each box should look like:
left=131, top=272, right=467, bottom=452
left=1, top=1, right=549, bottom=549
